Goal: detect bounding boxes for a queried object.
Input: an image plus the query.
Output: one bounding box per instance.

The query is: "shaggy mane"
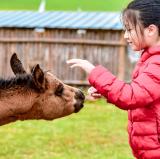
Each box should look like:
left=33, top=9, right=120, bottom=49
left=0, top=74, right=36, bottom=90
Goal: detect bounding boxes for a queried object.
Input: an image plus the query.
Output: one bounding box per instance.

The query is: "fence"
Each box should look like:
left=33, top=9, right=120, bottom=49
left=0, top=28, right=134, bottom=85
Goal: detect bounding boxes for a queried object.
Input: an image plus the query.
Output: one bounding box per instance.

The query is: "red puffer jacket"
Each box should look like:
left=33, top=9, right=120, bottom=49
left=88, top=46, right=160, bottom=159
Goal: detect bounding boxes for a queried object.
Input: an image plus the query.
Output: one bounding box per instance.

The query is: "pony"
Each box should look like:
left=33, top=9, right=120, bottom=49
left=0, top=53, right=85, bottom=125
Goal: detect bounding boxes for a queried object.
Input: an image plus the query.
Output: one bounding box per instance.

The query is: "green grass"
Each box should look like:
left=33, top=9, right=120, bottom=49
left=0, top=99, right=134, bottom=159
left=0, top=0, right=131, bottom=11
left=0, top=1, right=133, bottom=158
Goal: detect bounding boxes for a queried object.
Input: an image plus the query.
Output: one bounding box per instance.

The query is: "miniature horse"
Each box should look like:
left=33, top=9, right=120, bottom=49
left=0, top=53, right=85, bottom=126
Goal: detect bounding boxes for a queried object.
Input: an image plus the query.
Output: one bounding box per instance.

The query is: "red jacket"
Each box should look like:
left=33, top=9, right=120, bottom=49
left=88, top=46, right=160, bottom=159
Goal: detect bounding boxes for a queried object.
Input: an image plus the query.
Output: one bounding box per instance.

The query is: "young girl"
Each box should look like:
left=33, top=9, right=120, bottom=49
left=67, top=0, right=160, bottom=158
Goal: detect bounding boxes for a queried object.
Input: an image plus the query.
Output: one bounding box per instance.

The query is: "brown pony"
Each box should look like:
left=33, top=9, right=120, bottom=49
left=0, top=53, right=85, bottom=126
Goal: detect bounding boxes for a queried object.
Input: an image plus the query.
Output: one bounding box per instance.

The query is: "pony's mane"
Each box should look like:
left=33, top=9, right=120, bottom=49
left=0, top=74, right=36, bottom=90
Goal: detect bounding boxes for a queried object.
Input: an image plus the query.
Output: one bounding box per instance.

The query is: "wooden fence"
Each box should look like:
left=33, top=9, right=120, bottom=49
left=0, top=28, right=133, bottom=85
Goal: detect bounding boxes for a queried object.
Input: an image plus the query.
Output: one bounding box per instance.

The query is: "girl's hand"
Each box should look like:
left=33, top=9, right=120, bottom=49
left=67, top=59, right=95, bottom=74
left=88, top=87, right=102, bottom=99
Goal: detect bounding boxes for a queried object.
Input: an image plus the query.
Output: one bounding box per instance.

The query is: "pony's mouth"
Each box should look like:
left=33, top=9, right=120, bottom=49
left=74, top=103, right=84, bottom=113
left=74, top=90, right=85, bottom=113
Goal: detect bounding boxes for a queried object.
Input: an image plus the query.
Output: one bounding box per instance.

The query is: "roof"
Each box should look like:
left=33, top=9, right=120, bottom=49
left=0, top=11, right=123, bottom=30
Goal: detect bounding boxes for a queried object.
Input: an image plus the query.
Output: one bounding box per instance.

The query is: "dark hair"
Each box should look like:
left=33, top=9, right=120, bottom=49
left=122, top=0, right=160, bottom=34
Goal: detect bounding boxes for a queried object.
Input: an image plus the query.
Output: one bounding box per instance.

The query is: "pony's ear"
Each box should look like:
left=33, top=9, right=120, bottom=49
left=31, top=64, right=46, bottom=92
left=10, top=53, right=26, bottom=75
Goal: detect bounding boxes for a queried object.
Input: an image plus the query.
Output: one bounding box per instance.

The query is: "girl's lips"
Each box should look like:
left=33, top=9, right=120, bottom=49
left=128, top=42, right=133, bottom=45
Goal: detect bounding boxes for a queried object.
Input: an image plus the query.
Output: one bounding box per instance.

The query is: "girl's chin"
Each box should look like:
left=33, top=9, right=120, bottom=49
left=129, top=44, right=141, bottom=51
left=132, top=48, right=140, bottom=51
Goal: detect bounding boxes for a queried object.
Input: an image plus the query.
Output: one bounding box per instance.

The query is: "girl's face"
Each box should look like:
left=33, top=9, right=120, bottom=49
left=124, top=22, right=146, bottom=51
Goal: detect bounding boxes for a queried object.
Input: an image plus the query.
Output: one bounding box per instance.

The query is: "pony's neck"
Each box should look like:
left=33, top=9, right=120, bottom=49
left=0, top=92, right=39, bottom=125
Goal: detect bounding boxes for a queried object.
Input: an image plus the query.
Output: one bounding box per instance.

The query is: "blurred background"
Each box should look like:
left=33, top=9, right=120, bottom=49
left=0, top=0, right=135, bottom=159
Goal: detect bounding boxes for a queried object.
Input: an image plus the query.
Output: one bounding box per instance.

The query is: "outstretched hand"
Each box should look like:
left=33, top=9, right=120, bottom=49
left=88, top=86, right=102, bottom=99
left=67, top=59, right=95, bottom=74
left=67, top=59, right=102, bottom=99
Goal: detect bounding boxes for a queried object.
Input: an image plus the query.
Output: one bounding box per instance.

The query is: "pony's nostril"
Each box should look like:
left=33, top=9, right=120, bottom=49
left=75, top=90, right=85, bottom=100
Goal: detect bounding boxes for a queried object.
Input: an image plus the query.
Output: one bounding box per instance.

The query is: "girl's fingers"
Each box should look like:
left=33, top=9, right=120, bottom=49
left=91, top=93, right=102, bottom=99
left=67, top=59, right=84, bottom=65
left=70, top=64, right=83, bottom=69
left=88, top=87, right=102, bottom=98
left=88, top=87, right=98, bottom=94
left=88, top=87, right=94, bottom=95
left=67, top=59, right=95, bottom=74
left=67, top=59, right=85, bottom=69
left=92, top=93, right=101, bottom=97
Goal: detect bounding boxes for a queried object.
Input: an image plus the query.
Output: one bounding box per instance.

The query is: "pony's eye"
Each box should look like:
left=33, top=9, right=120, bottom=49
left=55, top=83, right=64, bottom=96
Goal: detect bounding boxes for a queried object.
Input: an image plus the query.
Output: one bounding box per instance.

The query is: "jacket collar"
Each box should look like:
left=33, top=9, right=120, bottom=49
left=140, top=46, right=160, bottom=62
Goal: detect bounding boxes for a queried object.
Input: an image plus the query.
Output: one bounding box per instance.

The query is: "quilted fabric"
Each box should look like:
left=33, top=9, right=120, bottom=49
left=88, top=46, right=160, bottom=159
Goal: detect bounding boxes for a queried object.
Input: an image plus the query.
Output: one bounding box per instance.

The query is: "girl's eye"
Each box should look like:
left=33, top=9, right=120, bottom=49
left=126, top=28, right=132, bottom=32
left=55, top=83, right=64, bottom=96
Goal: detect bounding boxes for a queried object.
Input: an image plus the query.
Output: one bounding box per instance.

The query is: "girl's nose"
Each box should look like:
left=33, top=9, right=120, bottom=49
left=124, top=30, right=129, bottom=39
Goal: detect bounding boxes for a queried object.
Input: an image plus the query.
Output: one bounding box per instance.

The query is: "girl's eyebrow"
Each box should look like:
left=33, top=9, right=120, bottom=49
left=124, top=24, right=130, bottom=29
left=125, top=23, right=133, bottom=29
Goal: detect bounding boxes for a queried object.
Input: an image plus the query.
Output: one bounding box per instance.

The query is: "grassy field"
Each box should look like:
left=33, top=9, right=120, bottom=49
left=0, top=0, right=131, bottom=11
left=0, top=1, right=133, bottom=158
left=0, top=99, right=134, bottom=159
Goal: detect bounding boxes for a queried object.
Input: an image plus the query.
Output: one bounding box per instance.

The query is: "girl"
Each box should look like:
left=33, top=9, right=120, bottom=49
left=67, top=0, right=160, bottom=158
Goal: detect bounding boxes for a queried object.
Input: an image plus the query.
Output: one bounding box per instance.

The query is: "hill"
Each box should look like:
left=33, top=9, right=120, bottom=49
left=0, top=0, right=131, bottom=11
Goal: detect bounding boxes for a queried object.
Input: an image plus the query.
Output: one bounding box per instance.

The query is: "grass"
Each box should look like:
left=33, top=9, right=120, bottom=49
left=0, top=99, right=134, bottom=159
left=0, top=1, right=133, bottom=158
left=0, top=0, right=131, bottom=11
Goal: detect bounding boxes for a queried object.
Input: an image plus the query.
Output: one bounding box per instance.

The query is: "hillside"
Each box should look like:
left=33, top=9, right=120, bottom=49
left=0, top=0, right=131, bottom=11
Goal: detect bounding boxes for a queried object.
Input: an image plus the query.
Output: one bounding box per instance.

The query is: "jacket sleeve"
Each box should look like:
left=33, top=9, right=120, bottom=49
left=88, top=63, right=160, bottom=110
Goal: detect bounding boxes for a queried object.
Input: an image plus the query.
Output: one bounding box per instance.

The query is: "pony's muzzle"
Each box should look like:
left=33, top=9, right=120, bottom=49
left=74, top=90, right=85, bottom=113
